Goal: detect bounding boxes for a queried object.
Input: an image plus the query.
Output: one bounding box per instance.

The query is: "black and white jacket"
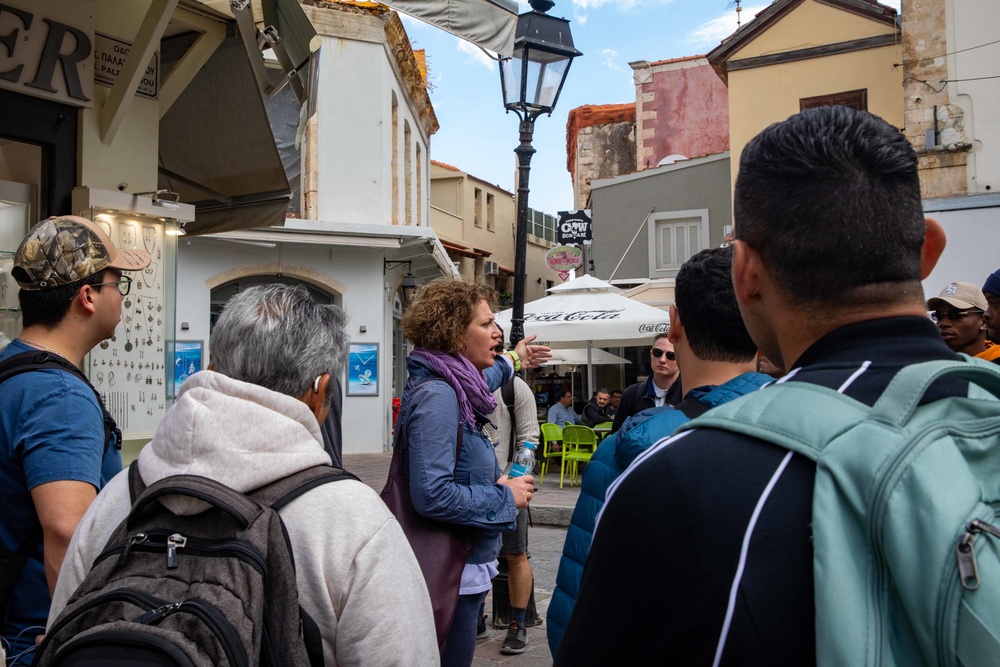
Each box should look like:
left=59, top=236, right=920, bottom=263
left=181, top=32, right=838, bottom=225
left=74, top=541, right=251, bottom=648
left=555, top=317, right=961, bottom=666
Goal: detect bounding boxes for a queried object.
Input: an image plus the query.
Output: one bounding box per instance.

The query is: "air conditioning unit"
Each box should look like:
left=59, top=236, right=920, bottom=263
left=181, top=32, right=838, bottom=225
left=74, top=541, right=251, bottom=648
left=484, top=261, right=500, bottom=276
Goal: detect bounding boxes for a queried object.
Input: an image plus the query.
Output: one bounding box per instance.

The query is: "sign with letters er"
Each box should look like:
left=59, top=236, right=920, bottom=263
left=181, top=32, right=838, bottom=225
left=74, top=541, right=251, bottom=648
left=557, top=210, right=592, bottom=245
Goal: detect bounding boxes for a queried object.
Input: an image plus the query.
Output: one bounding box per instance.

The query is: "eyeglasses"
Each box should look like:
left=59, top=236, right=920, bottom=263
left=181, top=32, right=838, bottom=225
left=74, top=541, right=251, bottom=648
left=93, top=275, right=133, bottom=296
left=651, top=348, right=676, bottom=361
left=930, top=309, right=983, bottom=323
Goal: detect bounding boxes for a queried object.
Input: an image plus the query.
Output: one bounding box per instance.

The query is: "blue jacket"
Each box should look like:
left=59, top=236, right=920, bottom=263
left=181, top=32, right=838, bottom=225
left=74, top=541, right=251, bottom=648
left=397, top=354, right=518, bottom=564
left=546, top=372, right=771, bottom=654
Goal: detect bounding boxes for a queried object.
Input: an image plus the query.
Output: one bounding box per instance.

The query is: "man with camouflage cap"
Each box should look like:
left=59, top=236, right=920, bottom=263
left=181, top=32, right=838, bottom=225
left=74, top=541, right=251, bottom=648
left=0, top=216, right=148, bottom=662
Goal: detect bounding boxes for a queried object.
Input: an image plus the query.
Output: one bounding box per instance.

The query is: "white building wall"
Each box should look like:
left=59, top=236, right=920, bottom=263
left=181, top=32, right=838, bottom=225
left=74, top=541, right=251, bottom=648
left=952, top=0, right=1000, bottom=193
left=176, top=237, right=393, bottom=453
left=922, top=201, right=1000, bottom=295
left=314, top=34, right=431, bottom=227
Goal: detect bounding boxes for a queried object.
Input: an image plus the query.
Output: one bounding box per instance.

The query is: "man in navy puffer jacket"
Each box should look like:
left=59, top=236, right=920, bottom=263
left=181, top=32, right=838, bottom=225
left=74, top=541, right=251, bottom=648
left=547, top=246, right=769, bottom=654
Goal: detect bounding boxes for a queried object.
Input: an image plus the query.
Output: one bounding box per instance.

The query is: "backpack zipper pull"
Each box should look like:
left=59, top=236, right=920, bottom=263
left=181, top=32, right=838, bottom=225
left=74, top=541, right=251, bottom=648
left=133, top=601, right=182, bottom=625
left=166, top=533, right=187, bottom=569
left=956, top=519, right=1000, bottom=591
left=117, top=532, right=148, bottom=568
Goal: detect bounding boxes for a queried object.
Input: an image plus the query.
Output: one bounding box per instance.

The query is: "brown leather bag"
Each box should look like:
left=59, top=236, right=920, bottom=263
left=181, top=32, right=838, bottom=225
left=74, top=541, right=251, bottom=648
left=380, top=397, right=476, bottom=651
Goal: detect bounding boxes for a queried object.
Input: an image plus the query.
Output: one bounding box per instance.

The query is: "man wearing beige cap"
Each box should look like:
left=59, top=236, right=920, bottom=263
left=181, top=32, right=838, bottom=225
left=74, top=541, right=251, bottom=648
left=0, top=216, right=149, bottom=662
left=927, top=281, right=1000, bottom=362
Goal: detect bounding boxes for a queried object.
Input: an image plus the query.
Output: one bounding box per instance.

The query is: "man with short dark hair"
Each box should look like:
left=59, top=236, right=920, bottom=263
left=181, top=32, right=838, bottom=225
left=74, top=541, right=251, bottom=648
left=611, top=333, right=682, bottom=432
left=607, top=389, right=622, bottom=419
left=1, top=216, right=149, bottom=660
left=548, top=246, right=769, bottom=655
left=927, top=281, right=1000, bottom=362
left=556, top=106, right=954, bottom=664
left=547, top=390, right=580, bottom=428
left=580, top=388, right=611, bottom=427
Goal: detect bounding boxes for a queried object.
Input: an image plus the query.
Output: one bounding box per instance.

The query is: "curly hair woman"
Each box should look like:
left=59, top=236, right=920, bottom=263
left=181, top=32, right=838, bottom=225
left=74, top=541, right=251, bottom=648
left=396, top=279, right=549, bottom=666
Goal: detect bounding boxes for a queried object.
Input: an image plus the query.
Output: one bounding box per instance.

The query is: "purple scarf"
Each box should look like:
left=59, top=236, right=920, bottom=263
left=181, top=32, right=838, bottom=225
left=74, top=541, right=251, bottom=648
left=412, top=348, right=497, bottom=429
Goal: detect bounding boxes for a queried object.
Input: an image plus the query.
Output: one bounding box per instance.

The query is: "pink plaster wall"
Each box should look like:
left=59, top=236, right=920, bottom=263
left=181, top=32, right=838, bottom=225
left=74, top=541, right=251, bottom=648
left=637, top=61, right=729, bottom=169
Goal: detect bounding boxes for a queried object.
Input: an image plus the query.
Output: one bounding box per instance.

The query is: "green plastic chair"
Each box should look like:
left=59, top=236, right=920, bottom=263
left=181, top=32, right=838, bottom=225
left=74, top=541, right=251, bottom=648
left=560, top=425, right=598, bottom=488
left=593, top=421, right=614, bottom=440
left=539, top=423, right=564, bottom=485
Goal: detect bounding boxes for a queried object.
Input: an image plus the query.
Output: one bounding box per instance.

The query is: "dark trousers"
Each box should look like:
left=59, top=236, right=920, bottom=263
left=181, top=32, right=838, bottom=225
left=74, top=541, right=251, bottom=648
left=441, top=591, right=488, bottom=667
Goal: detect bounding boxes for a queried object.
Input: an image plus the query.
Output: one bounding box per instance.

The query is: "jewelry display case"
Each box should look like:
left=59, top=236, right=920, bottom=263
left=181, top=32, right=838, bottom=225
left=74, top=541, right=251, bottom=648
left=73, top=187, right=195, bottom=441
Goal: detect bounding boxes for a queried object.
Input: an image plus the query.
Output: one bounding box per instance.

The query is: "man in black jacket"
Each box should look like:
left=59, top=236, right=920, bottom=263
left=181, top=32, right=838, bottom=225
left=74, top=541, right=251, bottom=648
left=580, top=388, right=611, bottom=427
left=556, top=106, right=951, bottom=665
left=610, top=334, right=682, bottom=432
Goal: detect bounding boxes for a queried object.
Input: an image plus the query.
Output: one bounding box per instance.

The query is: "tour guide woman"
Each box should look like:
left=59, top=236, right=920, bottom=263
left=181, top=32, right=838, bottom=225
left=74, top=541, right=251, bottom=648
left=397, top=279, right=549, bottom=666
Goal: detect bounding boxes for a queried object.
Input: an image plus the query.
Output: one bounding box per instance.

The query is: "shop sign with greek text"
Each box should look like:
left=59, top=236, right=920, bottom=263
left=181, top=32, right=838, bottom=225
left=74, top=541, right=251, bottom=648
left=94, top=33, right=158, bottom=99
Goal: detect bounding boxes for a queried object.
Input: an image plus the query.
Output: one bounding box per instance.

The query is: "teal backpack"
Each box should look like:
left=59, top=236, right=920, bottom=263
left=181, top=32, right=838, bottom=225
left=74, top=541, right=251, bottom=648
left=679, top=357, right=1000, bottom=666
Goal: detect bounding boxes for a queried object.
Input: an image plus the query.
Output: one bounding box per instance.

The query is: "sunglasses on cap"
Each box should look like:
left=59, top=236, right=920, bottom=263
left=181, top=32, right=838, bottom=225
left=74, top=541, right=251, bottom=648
left=651, top=348, right=676, bottom=361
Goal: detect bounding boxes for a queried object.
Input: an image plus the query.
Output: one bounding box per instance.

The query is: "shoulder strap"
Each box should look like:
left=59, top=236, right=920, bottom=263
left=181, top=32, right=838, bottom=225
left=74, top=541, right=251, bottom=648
left=251, top=465, right=360, bottom=511
left=501, top=378, right=516, bottom=462
left=0, top=350, right=121, bottom=453
left=128, top=460, right=361, bottom=512
left=676, top=381, right=872, bottom=461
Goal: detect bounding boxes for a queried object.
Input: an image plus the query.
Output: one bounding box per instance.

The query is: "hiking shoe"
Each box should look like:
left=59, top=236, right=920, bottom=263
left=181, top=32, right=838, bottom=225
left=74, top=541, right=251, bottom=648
left=477, top=612, right=488, bottom=639
left=500, top=622, right=527, bottom=654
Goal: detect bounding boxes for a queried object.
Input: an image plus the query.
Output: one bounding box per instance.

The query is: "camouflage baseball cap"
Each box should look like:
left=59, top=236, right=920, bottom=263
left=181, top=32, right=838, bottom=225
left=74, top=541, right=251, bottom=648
left=13, top=216, right=151, bottom=291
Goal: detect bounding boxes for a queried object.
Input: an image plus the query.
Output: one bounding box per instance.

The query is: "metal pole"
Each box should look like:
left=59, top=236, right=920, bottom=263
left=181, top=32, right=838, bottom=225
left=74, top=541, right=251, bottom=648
left=511, top=117, right=536, bottom=346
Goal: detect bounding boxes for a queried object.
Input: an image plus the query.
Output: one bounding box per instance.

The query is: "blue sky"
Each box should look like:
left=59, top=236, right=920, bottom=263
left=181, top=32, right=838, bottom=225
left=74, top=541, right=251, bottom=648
left=400, top=0, right=900, bottom=216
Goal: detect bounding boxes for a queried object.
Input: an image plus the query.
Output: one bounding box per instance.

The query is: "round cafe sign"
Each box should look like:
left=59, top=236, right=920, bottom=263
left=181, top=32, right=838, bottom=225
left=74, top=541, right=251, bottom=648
left=545, top=245, right=583, bottom=281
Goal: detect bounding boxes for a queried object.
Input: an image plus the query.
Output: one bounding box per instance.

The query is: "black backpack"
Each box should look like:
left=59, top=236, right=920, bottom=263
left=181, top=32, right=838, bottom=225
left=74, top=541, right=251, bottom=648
left=0, top=350, right=121, bottom=626
left=35, top=462, right=357, bottom=667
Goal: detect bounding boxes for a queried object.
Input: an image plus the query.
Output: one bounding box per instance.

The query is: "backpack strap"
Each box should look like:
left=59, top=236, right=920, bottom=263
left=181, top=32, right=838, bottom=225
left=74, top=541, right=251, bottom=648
left=869, top=356, right=1000, bottom=427
left=251, top=465, right=360, bottom=511
left=127, top=474, right=263, bottom=529
left=501, top=377, right=517, bottom=463
left=0, top=350, right=122, bottom=454
left=676, top=380, right=872, bottom=461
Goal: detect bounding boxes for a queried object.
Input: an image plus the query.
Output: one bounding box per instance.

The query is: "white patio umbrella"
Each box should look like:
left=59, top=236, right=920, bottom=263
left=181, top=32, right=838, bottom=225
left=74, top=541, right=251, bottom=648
left=495, top=275, right=668, bottom=395
left=546, top=348, right=631, bottom=366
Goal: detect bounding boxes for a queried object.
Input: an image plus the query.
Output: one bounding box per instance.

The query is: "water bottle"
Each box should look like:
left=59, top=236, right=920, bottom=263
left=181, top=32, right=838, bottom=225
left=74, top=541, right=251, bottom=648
left=508, top=442, right=537, bottom=479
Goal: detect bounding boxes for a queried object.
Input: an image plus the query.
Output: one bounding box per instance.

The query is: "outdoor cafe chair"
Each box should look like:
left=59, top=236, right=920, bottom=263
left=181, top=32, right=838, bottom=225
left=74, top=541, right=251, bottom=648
left=560, top=425, right=599, bottom=489
left=539, top=422, right=564, bottom=485
left=593, top=421, right=614, bottom=440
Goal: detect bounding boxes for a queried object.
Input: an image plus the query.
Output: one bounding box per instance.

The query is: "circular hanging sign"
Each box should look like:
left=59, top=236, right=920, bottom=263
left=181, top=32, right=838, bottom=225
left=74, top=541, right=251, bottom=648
left=546, top=245, right=583, bottom=271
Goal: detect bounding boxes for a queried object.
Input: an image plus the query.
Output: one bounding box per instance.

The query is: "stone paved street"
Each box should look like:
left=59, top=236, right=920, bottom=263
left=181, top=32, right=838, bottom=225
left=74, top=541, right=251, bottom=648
left=343, top=453, right=578, bottom=667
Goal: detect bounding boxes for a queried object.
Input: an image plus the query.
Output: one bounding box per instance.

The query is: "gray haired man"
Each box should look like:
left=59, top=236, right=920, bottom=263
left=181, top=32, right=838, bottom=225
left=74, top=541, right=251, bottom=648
left=49, top=285, right=439, bottom=665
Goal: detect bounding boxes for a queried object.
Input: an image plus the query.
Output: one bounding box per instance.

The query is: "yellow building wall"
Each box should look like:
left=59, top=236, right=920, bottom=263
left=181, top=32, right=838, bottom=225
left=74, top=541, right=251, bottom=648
left=726, top=0, right=903, bottom=192
left=735, top=0, right=897, bottom=59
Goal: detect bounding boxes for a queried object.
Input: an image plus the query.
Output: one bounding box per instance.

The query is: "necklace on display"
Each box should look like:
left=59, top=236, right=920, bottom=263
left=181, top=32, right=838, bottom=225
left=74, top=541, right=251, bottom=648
left=18, top=337, right=66, bottom=357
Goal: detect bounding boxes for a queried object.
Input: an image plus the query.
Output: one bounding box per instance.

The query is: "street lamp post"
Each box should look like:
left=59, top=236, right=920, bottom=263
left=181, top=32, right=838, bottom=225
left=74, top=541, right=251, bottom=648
left=499, top=0, right=581, bottom=346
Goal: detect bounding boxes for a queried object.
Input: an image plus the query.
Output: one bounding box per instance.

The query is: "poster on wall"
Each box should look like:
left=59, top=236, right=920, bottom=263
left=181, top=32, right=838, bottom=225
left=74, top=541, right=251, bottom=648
left=171, top=341, right=203, bottom=398
left=347, top=343, right=379, bottom=396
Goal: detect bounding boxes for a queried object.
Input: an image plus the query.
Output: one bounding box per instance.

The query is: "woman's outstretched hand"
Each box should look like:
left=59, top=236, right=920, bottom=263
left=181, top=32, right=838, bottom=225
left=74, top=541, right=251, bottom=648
left=513, top=334, right=551, bottom=369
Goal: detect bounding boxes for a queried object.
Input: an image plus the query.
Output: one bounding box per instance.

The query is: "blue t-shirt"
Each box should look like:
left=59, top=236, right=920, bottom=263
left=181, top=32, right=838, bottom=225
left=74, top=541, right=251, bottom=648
left=0, top=340, right=121, bottom=663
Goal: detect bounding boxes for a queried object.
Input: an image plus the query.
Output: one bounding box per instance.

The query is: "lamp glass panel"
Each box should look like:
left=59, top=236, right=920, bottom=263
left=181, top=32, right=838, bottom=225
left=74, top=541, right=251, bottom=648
left=502, top=45, right=571, bottom=110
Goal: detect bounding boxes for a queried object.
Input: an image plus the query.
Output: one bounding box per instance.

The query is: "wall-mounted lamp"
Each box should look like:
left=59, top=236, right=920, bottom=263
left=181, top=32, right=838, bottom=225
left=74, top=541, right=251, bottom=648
left=133, top=189, right=182, bottom=211
left=384, top=259, right=417, bottom=298
left=165, top=223, right=187, bottom=237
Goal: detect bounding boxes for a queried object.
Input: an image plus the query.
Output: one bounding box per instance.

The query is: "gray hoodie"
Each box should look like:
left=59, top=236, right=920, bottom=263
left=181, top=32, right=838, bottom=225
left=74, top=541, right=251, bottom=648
left=49, top=371, right=439, bottom=666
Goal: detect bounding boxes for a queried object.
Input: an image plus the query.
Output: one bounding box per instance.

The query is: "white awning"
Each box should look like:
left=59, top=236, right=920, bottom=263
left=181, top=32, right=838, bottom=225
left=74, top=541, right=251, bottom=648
left=379, top=0, right=518, bottom=56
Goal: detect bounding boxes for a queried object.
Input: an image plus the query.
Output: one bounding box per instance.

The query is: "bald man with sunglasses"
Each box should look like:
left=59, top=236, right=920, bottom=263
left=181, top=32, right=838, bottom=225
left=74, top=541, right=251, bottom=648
left=610, top=333, right=682, bottom=433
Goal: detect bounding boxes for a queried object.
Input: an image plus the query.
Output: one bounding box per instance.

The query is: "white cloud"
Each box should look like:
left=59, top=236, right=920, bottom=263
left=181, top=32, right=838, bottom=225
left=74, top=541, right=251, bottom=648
left=575, top=12, right=588, bottom=25
left=684, top=5, right=767, bottom=48
left=456, top=39, right=497, bottom=70
left=601, top=48, right=624, bottom=71
left=570, top=0, right=671, bottom=10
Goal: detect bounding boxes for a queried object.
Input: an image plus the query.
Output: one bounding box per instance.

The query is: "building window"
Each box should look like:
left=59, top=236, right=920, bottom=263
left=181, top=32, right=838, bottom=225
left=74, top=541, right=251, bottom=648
left=391, top=93, right=399, bottom=225
left=486, top=193, right=495, bottom=231
left=647, top=209, right=709, bottom=278
left=800, top=89, right=867, bottom=112
left=416, top=144, right=423, bottom=226
left=474, top=188, right=482, bottom=227
left=404, top=121, right=412, bottom=226
left=528, top=208, right=556, bottom=243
